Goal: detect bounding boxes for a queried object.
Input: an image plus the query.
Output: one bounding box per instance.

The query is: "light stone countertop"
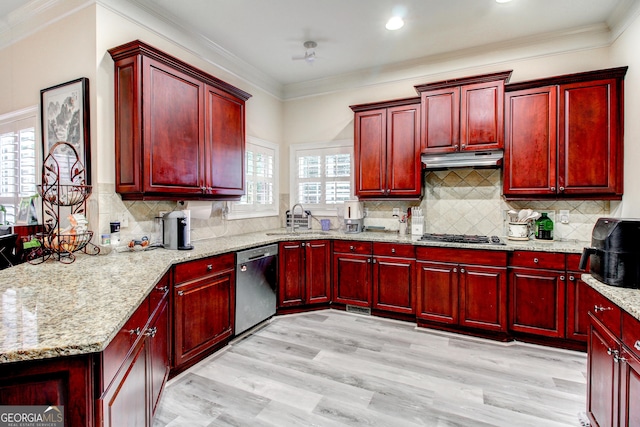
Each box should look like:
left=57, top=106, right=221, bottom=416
left=582, top=274, right=640, bottom=321
left=0, top=229, right=591, bottom=364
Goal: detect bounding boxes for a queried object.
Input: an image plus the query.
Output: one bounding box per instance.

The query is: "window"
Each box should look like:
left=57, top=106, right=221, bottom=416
left=0, top=107, right=37, bottom=224
left=290, top=139, right=353, bottom=215
left=228, top=137, right=279, bottom=219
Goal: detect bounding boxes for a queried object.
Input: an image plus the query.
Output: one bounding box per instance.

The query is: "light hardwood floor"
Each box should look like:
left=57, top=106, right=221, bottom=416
left=154, top=310, right=587, bottom=426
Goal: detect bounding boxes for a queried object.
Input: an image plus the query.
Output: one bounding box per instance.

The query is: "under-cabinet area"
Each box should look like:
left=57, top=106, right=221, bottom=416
left=2, top=231, right=638, bottom=426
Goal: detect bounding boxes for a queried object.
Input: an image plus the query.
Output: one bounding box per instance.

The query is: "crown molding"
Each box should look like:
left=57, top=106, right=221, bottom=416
left=282, top=23, right=613, bottom=100
left=97, top=0, right=283, bottom=99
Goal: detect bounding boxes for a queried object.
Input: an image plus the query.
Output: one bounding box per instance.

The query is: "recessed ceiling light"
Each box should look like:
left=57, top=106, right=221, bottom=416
left=385, top=16, right=404, bottom=31
left=496, top=0, right=512, bottom=3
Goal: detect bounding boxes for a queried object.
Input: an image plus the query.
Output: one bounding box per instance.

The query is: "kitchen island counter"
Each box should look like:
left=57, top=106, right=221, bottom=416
left=0, top=229, right=590, bottom=364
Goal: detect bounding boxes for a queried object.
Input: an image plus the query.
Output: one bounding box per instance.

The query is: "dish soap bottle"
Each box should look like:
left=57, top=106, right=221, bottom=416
left=535, top=212, right=554, bottom=240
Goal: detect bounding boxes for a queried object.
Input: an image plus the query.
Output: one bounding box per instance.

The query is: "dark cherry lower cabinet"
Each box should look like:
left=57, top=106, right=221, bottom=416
left=372, top=243, right=416, bottom=315
left=173, top=253, right=235, bottom=371
left=278, top=240, right=331, bottom=308
left=97, top=274, right=171, bottom=427
left=566, top=254, right=592, bottom=343
left=508, top=251, right=566, bottom=338
left=416, top=247, right=507, bottom=333
left=588, top=294, right=640, bottom=427
left=333, top=241, right=373, bottom=307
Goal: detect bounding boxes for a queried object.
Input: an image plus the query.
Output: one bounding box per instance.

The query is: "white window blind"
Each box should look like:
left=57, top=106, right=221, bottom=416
left=0, top=107, right=37, bottom=224
left=290, top=140, right=353, bottom=215
left=229, top=137, right=279, bottom=219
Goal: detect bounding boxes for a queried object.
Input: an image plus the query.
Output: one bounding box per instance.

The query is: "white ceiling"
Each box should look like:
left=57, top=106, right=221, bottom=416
left=2, top=0, right=640, bottom=99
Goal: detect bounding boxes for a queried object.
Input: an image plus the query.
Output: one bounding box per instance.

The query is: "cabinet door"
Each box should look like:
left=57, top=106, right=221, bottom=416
left=559, top=79, right=621, bottom=196
left=620, top=348, right=640, bottom=427
left=372, top=256, right=415, bottom=315
left=509, top=268, right=566, bottom=338
left=503, top=86, right=558, bottom=197
left=420, top=87, right=460, bottom=154
left=148, top=295, right=170, bottom=417
left=386, top=104, right=421, bottom=197
left=588, top=315, right=619, bottom=427
left=333, top=253, right=371, bottom=307
left=459, top=265, right=506, bottom=332
left=278, top=241, right=305, bottom=307
left=204, top=84, right=245, bottom=196
left=354, top=109, right=386, bottom=197
left=305, top=240, right=331, bottom=305
left=143, top=57, right=205, bottom=195
left=566, top=274, right=593, bottom=342
left=100, top=339, right=149, bottom=427
left=173, top=267, right=235, bottom=367
left=460, top=80, right=504, bottom=151
left=416, top=261, right=458, bottom=324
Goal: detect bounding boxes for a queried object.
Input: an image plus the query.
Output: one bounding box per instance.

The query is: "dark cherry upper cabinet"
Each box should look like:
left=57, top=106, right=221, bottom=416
left=351, top=98, right=422, bottom=199
left=278, top=240, right=331, bottom=308
left=504, top=67, right=627, bottom=200
left=415, top=71, right=512, bottom=154
left=109, top=40, right=250, bottom=200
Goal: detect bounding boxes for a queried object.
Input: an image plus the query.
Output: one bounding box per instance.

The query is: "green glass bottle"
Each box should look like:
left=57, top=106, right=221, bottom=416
left=535, top=212, right=554, bottom=240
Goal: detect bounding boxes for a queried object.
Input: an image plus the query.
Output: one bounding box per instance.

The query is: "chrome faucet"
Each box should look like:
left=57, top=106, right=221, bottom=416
left=289, top=203, right=304, bottom=232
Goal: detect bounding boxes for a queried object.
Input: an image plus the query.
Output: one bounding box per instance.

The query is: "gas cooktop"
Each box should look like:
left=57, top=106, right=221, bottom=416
left=419, top=233, right=505, bottom=245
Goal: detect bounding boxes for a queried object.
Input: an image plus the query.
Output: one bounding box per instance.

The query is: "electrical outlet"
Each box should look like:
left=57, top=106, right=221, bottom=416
left=120, top=212, right=129, bottom=228
left=559, top=210, right=570, bottom=224
left=392, top=208, right=400, bottom=217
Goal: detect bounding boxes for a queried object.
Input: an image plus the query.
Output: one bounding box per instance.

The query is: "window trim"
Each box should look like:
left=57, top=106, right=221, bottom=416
left=289, top=139, right=353, bottom=217
left=228, top=136, right=279, bottom=220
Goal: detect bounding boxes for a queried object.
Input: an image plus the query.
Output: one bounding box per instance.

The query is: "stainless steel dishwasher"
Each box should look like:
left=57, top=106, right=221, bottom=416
left=235, top=244, right=278, bottom=335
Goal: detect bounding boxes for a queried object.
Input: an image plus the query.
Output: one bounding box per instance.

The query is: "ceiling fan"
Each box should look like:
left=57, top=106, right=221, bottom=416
left=292, top=41, right=318, bottom=64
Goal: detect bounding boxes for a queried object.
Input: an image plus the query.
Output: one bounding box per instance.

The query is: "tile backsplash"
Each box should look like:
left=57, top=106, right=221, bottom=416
left=97, top=167, right=613, bottom=244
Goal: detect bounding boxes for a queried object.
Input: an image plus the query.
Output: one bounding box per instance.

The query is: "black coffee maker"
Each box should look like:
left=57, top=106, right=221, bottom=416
left=580, top=218, right=640, bottom=288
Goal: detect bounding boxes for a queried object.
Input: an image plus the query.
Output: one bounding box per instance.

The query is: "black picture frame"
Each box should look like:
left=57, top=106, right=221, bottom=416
left=40, top=77, right=91, bottom=184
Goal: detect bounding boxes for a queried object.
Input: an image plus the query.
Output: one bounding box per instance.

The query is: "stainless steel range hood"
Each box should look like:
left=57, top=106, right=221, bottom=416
left=421, top=150, right=503, bottom=170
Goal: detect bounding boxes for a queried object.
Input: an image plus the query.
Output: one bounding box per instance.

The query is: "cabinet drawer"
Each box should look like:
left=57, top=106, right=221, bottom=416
left=102, top=297, right=150, bottom=390
left=623, top=311, right=640, bottom=359
left=149, top=273, right=170, bottom=312
left=566, top=253, right=587, bottom=272
left=174, top=253, right=235, bottom=284
left=333, top=240, right=373, bottom=255
left=416, top=247, right=506, bottom=266
left=373, top=242, right=415, bottom=258
left=590, top=291, right=621, bottom=337
left=509, top=251, right=565, bottom=270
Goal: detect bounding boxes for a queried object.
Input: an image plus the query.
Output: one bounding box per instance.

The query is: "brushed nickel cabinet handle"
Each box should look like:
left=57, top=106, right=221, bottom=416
left=177, top=290, right=185, bottom=296
left=145, top=327, right=157, bottom=338
left=594, top=305, right=613, bottom=313
left=569, top=275, right=575, bottom=281
left=156, top=285, right=169, bottom=292
left=460, top=268, right=465, bottom=273
left=550, top=187, right=556, bottom=192
left=453, top=268, right=458, bottom=273
left=560, top=275, right=565, bottom=281
left=207, top=264, right=213, bottom=271
left=559, top=187, right=565, bottom=192
left=533, top=258, right=539, bottom=263
left=635, top=341, right=640, bottom=351
left=391, top=248, right=396, bottom=253
left=129, top=327, right=141, bottom=336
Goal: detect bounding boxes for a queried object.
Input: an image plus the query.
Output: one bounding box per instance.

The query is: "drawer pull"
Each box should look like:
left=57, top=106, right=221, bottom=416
left=207, top=264, right=213, bottom=271
left=594, top=305, right=613, bottom=313
left=350, top=246, right=354, bottom=251
left=145, top=327, right=157, bottom=338
left=129, top=327, right=141, bottom=336
left=533, top=258, right=539, bottom=263
left=391, top=248, right=396, bottom=253
left=156, top=285, right=169, bottom=292
left=177, top=290, right=185, bottom=296
left=635, top=341, right=640, bottom=351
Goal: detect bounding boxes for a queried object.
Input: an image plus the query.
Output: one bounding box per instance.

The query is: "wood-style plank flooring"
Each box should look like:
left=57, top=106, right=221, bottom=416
left=154, top=310, right=587, bottom=426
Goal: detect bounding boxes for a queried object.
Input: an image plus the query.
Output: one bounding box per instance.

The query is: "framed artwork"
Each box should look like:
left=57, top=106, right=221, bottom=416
left=15, top=196, right=39, bottom=225
left=40, top=77, right=91, bottom=184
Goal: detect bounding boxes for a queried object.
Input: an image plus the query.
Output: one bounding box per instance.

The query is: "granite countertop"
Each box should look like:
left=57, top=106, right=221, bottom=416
left=0, top=229, right=593, bottom=364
